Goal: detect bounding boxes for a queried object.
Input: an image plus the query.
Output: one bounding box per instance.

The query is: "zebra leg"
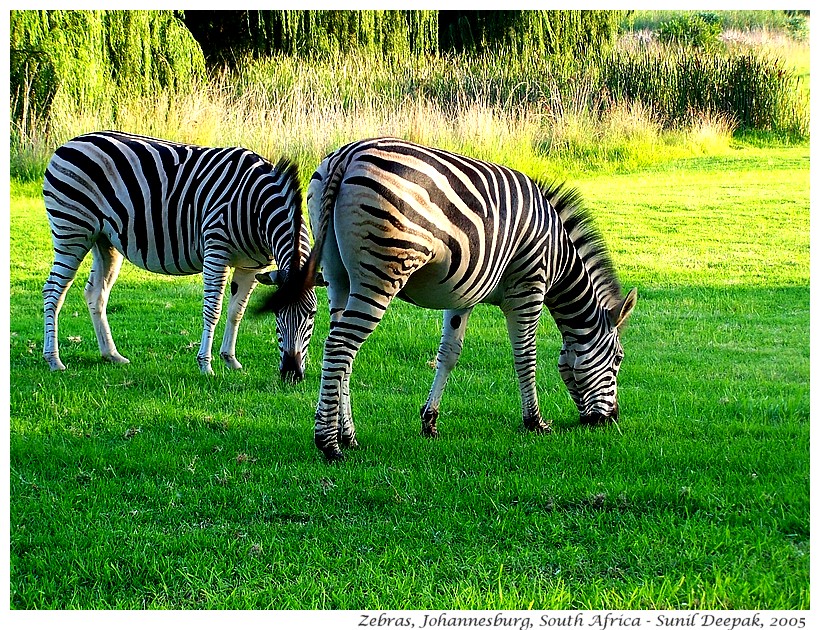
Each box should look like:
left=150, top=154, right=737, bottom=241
left=321, top=275, right=359, bottom=452
left=502, top=299, right=552, bottom=434
left=198, top=260, right=231, bottom=375
left=420, top=308, right=473, bottom=438
left=315, top=291, right=391, bottom=461
left=43, top=238, right=94, bottom=371
left=218, top=268, right=258, bottom=370
left=85, top=238, right=129, bottom=365
left=338, top=374, right=358, bottom=449
left=322, top=267, right=359, bottom=450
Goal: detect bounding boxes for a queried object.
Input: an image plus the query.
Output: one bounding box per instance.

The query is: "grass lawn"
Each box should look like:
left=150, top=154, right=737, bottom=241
left=8, top=143, right=809, bottom=609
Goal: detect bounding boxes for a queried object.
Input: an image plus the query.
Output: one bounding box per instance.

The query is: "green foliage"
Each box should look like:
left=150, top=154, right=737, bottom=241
left=784, top=14, right=809, bottom=41
left=183, top=10, right=621, bottom=63
left=603, top=45, right=809, bottom=136
left=9, top=39, right=809, bottom=184
left=440, top=10, right=624, bottom=58
left=626, top=10, right=801, bottom=34
left=657, top=12, right=723, bottom=49
left=8, top=9, right=810, bottom=185
left=183, top=10, right=438, bottom=64
left=9, top=10, right=205, bottom=131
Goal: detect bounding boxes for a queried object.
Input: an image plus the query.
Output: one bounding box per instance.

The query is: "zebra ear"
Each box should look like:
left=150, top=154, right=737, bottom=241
left=609, top=287, right=638, bottom=329
left=256, top=270, right=283, bottom=286
left=315, top=271, right=328, bottom=287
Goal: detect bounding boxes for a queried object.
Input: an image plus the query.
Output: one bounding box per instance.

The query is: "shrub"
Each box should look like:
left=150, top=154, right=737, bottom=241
left=657, top=13, right=723, bottom=49
left=785, top=14, right=809, bottom=41
left=602, top=45, right=809, bottom=136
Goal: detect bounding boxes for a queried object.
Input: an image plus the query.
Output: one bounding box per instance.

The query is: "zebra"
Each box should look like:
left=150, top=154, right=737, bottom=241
left=42, top=130, right=317, bottom=380
left=260, top=137, right=637, bottom=460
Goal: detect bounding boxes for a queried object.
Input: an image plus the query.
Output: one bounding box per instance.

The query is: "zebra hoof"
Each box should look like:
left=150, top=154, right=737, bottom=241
left=524, top=415, right=552, bottom=434
left=220, top=353, right=243, bottom=370
left=322, top=447, right=345, bottom=462
left=46, top=357, right=67, bottom=371
left=316, top=436, right=345, bottom=462
left=104, top=353, right=130, bottom=365
left=579, top=414, right=613, bottom=427
left=420, top=405, right=439, bottom=438
left=340, top=436, right=359, bottom=449
left=199, top=363, right=215, bottom=376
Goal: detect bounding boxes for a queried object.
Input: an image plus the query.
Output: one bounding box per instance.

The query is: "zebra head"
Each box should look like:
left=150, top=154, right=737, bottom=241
left=557, top=288, right=637, bottom=425
left=257, top=269, right=317, bottom=382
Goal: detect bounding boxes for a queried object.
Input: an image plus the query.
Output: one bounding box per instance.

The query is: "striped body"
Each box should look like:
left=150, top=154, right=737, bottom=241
left=293, top=137, right=636, bottom=460
left=42, top=131, right=316, bottom=378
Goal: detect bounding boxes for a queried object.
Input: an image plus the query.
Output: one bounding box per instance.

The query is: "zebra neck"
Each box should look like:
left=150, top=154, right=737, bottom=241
left=257, top=202, right=294, bottom=268
left=551, top=306, right=608, bottom=346
left=547, top=296, right=606, bottom=343
left=544, top=252, right=607, bottom=342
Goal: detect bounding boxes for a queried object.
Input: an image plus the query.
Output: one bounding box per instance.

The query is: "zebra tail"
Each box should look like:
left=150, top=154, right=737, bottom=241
left=306, top=152, right=347, bottom=284
left=256, top=154, right=346, bottom=315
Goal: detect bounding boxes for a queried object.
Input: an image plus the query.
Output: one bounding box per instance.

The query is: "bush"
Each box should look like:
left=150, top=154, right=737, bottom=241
left=657, top=13, right=723, bottom=49
left=785, top=14, right=809, bottom=41
left=602, top=45, right=809, bottom=136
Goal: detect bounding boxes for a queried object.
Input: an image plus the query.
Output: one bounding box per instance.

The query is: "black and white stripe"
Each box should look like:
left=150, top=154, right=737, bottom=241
left=42, top=130, right=316, bottom=379
left=263, top=137, right=637, bottom=460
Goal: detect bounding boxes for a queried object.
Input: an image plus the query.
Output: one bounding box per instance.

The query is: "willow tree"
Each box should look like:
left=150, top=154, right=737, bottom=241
left=440, top=10, right=625, bottom=59
left=183, top=10, right=439, bottom=64
left=10, top=10, right=206, bottom=131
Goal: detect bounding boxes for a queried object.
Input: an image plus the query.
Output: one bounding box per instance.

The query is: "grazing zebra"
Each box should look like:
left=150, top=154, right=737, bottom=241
left=42, top=130, right=317, bottom=380
left=261, top=137, right=637, bottom=460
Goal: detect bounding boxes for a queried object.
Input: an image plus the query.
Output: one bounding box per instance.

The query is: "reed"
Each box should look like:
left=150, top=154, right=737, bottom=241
left=602, top=44, right=808, bottom=137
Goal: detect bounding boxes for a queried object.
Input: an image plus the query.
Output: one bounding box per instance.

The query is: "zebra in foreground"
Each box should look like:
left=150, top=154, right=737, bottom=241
left=261, top=137, right=637, bottom=461
left=42, top=131, right=317, bottom=380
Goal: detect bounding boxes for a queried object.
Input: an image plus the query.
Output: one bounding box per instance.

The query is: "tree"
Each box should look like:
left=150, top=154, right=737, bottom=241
left=439, top=10, right=625, bottom=58
left=10, top=10, right=205, bottom=129
left=182, top=10, right=439, bottom=65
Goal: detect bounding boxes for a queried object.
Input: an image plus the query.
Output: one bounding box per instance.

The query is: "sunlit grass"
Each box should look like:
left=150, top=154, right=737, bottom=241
left=9, top=143, right=808, bottom=609
left=18, top=43, right=792, bottom=186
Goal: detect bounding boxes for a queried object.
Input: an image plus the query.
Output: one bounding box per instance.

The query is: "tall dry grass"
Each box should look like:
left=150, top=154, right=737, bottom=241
left=15, top=40, right=803, bottom=183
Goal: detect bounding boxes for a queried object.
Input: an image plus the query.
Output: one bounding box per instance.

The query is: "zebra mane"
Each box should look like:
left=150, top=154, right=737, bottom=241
left=272, top=157, right=305, bottom=275
left=536, top=179, right=623, bottom=310
left=256, top=158, right=314, bottom=314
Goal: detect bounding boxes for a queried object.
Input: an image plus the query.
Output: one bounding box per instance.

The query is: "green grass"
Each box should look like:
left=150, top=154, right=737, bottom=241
left=9, top=143, right=809, bottom=609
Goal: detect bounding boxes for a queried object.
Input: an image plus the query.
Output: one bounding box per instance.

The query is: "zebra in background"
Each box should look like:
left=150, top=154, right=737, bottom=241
left=42, top=130, right=317, bottom=380
left=261, top=137, right=637, bottom=461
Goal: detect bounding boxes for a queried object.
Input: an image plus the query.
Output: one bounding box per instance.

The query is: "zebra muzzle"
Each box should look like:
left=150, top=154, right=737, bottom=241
left=280, top=352, right=304, bottom=382
left=579, top=401, right=618, bottom=426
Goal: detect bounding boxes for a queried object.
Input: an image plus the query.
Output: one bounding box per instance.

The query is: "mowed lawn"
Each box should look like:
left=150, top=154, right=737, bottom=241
left=8, top=145, right=809, bottom=609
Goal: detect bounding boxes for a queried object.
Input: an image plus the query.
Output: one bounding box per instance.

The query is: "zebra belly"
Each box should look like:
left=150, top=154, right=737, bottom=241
left=397, top=264, right=500, bottom=310
left=101, top=226, right=204, bottom=275
left=103, top=230, right=270, bottom=276
left=227, top=252, right=276, bottom=271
